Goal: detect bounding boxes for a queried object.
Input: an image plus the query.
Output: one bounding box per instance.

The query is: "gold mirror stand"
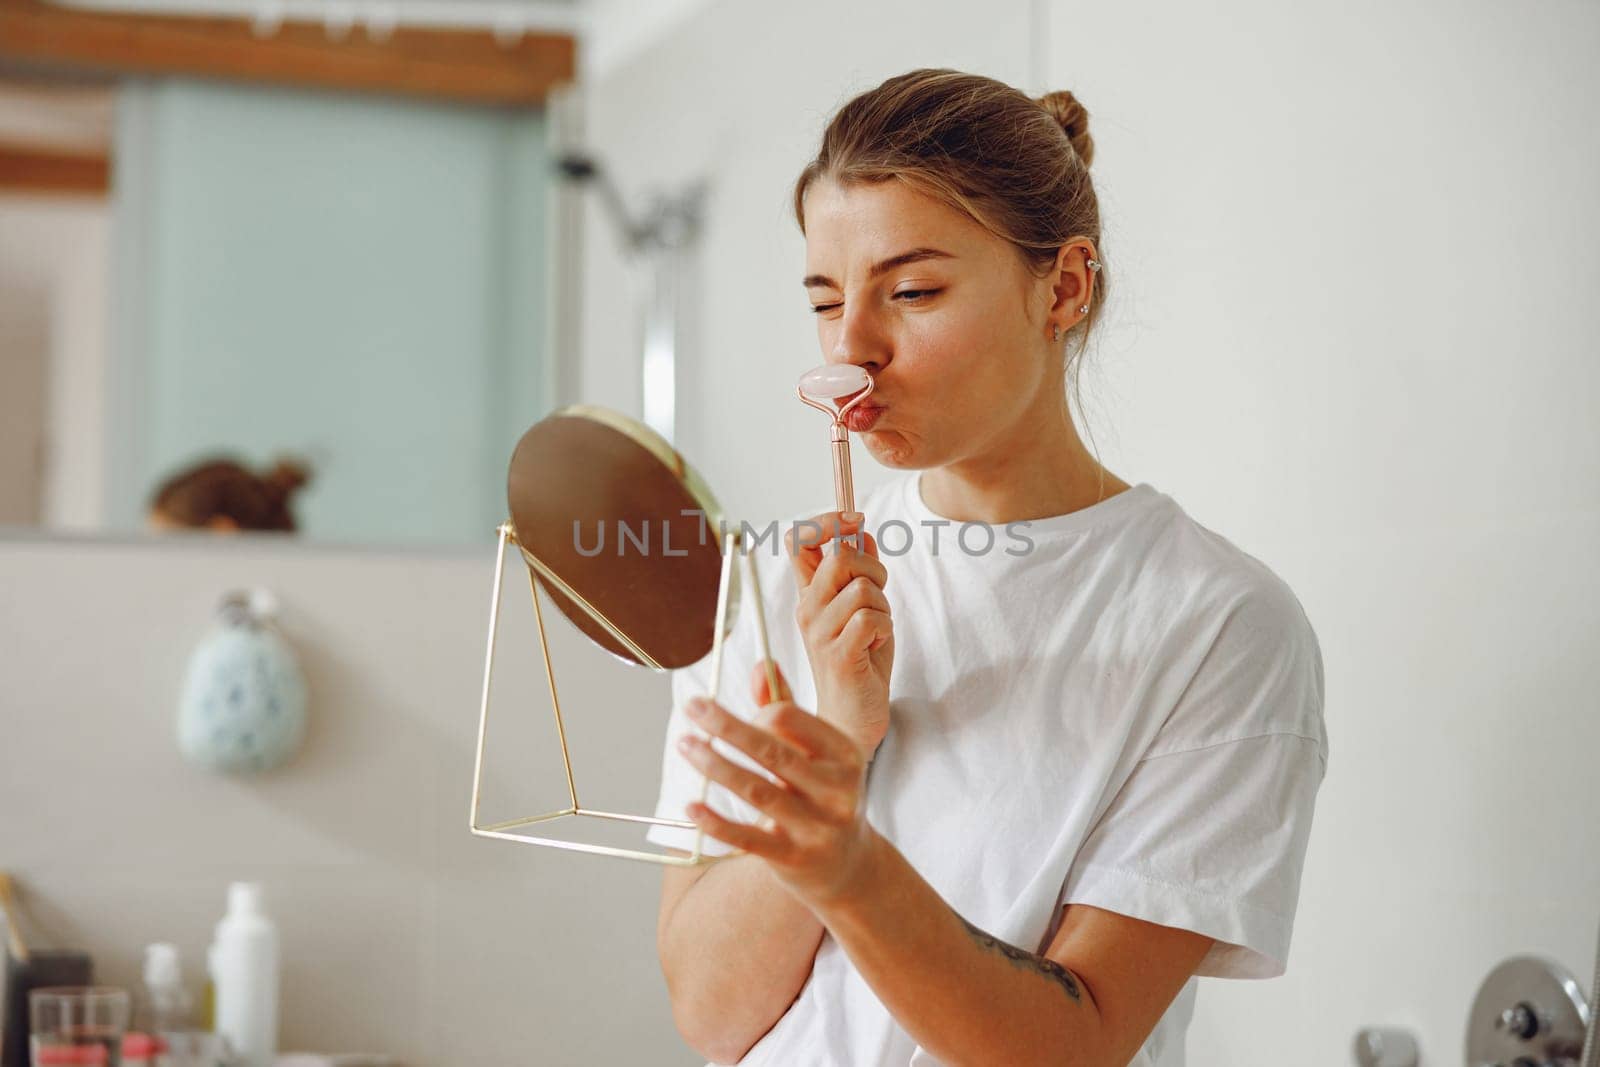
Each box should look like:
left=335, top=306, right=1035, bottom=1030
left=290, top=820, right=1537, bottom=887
left=468, top=521, right=779, bottom=866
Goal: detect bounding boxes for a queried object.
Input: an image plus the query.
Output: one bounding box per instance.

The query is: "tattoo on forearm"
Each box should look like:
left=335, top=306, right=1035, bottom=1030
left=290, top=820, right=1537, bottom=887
left=959, top=917, right=1083, bottom=1003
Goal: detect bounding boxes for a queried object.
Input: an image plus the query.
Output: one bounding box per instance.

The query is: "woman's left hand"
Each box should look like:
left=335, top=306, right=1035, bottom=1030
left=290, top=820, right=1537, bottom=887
left=678, top=659, right=880, bottom=911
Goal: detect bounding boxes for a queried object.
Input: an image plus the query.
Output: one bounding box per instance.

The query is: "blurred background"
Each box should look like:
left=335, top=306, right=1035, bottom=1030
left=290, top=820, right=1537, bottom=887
left=0, top=0, right=574, bottom=545
left=1, top=0, right=1597, bottom=1065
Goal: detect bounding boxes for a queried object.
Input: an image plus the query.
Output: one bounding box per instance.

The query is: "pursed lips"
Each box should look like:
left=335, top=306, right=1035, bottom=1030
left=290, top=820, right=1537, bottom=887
left=840, top=399, right=884, bottom=432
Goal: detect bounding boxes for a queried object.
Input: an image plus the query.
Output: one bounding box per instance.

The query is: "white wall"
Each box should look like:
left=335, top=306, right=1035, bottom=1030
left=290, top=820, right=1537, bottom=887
left=0, top=533, right=698, bottom=1065
left=578, top=1, right=1600, bottom=1063
left=580, top=0, right=717, bottom=82
left=0, top=195, right=110, bottom=531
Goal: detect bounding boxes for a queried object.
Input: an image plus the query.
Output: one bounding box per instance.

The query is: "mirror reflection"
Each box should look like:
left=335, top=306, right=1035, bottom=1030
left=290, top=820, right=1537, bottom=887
left=1, top=60, right=560, bottom=546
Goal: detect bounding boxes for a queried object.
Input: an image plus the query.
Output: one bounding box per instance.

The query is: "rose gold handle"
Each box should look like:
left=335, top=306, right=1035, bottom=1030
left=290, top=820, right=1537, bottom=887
left=830, top=425, right=855, bottom=515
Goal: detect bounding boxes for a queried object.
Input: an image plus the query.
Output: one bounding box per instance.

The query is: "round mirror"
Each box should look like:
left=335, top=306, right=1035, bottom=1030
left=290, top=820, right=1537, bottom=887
left=506, top=405, right=737, bottom=670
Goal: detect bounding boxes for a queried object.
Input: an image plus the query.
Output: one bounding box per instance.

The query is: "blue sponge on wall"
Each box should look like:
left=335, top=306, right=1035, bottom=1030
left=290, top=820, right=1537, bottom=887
left=178, top=590, right=307, bottom=774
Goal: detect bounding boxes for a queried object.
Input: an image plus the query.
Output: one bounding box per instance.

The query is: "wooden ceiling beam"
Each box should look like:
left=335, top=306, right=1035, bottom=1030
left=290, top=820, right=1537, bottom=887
left=0, top=0, right=576, bottom=106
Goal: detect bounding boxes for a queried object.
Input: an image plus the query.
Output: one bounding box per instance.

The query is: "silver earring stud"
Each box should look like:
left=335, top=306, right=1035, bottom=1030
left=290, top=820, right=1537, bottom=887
left=1052, top=325, right=1062, bottom=342
left=1086, top=257, right=1101, bottom=272
left=1078, top=304, right=1089, bottom=314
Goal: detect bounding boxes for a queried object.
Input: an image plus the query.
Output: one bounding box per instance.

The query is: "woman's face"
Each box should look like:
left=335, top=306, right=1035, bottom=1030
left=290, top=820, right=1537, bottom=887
left=146, top=510, right=240, bottom=533
left=801, top=177, right=1064, bottom=471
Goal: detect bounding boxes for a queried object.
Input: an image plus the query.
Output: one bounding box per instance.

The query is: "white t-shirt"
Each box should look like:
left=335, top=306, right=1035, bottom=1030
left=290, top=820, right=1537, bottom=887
left=646, top=472, right=1328, bottom=1066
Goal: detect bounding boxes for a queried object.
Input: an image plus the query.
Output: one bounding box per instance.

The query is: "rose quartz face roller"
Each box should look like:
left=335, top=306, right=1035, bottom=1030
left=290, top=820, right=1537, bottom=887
left=796, top=364, right=875, bottom=515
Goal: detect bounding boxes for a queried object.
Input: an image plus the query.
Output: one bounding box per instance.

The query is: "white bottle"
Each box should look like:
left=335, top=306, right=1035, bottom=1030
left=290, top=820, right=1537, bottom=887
left=208, top=882, right=279, bottom=1067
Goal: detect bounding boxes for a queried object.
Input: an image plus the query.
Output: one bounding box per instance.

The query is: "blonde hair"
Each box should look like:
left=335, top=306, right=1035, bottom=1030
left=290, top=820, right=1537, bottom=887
left=793, top=67, right=1107, bottom=412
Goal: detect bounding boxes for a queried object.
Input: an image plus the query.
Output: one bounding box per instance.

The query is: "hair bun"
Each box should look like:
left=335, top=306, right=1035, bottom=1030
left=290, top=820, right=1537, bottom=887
left=1037, top=90, right=1094, bottom=167
left=263, top=458, right=312, bottom=496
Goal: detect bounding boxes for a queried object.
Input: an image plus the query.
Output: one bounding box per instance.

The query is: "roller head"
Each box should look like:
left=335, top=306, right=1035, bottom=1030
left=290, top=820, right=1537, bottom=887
left=797, top=364, right=871, bottom=401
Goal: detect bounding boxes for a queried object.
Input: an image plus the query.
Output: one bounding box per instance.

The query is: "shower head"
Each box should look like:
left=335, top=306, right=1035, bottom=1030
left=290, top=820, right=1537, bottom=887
left=553, top=151, right=643, bottom=247
left=555, top=153, right=598, bottom=180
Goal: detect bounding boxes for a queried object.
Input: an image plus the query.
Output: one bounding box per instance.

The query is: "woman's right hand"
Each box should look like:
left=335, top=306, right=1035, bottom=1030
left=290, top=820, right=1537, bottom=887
left=784, top=511, right=895, bottom=761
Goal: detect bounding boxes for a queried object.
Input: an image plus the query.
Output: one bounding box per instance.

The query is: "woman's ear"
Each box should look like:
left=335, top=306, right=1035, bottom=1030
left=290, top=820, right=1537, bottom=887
left=1047, top=241, right=1092, bottom=322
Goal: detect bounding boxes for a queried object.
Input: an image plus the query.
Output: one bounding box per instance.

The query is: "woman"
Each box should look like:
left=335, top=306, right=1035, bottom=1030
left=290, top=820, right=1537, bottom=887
left=147, top=456, right=311, bottom=533
left=647, top=69, right=1327, bottom=1067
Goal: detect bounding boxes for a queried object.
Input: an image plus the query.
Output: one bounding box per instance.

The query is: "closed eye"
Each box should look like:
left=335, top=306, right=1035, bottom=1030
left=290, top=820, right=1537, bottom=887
left=809, top=289, right=941, bottom=314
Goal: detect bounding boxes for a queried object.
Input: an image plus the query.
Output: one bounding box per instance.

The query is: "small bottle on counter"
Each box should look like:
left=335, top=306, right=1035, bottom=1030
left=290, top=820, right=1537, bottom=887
left=142, top=942, right=194, bottom=1034
left=208, top=882, right=279, bottom=1067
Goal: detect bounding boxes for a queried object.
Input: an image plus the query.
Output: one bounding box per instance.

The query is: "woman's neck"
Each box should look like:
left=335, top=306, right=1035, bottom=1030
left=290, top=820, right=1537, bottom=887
left=918, top=399, right=1130, bottom=525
